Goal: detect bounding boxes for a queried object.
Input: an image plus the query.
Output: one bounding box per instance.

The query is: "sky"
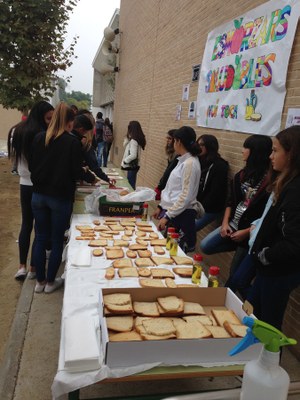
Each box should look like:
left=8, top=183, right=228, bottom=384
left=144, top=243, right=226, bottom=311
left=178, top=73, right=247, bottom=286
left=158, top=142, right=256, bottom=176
left=61, top=0, right=120, bottom=95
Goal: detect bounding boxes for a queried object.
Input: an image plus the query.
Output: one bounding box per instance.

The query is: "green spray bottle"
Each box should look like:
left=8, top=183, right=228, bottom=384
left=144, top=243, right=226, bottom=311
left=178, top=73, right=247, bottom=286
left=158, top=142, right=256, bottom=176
left=229, top=316, right=296, bottom=400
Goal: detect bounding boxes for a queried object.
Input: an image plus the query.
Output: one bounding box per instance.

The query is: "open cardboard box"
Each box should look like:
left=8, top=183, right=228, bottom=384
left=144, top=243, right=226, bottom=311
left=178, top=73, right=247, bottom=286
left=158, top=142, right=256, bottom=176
left=100, top=287, right=262, bottom=368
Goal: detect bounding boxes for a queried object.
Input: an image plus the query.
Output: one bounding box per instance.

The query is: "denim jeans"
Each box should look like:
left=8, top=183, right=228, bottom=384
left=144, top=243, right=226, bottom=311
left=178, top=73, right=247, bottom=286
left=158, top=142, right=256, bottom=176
left=247, top=269, right=300, bottom=330
left=200, top=226, right=237, bottom=254
left=97, top=141, right=105, bottom=167
left=171, top=209, right=197, bottom=249
left=195, top=212, right=222, bottom=231
left=31, top=193, right=72, bottom=283
left=127, top=169, right=138, bottom=189
left=103, top=142, right=112, bottom=167
left=225, top=253, right=256, bottom=300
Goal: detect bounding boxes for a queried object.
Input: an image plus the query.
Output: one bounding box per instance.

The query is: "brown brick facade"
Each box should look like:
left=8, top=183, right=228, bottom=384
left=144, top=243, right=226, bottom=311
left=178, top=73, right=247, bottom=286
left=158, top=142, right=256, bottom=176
left=112, top=0, right=300, bottom=358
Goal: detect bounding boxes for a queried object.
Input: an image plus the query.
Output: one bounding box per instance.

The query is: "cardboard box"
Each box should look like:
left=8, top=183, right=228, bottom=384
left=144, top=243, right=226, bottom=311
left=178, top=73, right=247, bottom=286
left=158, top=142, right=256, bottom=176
left=99, top=196, right=143, bottom=217
left=100, top=287, right=262, bottom=368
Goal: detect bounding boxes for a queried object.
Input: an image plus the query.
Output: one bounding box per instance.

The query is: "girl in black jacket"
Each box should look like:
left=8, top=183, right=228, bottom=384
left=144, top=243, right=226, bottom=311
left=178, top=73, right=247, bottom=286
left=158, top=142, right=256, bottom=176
left=247, top=125, right=300, bottom=330
left=196, top=134, right=229, bottom=231
left=200, top=135, right=272, bottom=266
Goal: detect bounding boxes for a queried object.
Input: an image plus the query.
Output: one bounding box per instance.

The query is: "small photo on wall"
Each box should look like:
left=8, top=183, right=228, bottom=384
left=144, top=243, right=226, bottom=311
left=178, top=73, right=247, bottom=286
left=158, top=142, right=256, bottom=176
left=188, top=101, right=196, bottom=119
left=175, top=104, right=182, bottom=121
left=182, top=84, right=190, bottom=101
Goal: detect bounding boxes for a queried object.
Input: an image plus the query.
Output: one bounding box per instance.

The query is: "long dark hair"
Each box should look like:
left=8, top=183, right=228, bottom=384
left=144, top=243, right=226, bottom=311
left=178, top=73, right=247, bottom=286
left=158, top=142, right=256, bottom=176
left=127, top=121, right=146, bottom=150
left=243, top=134, right=272, bottom=185
left=197, top=134, right=220, bottom=164
left=272, top=125, right=300, bottom=202
left=13, top=101, right=54, bottom=163
left=173, top=126, right=200, bottom=156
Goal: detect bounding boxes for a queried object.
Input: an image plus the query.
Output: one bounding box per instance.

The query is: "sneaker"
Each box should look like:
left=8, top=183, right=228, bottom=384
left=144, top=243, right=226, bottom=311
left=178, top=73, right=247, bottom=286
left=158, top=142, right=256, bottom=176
left=27, top=271, right=36, bottom=280
left=14, top=267, right=27, bottom=281
left=44, top=277, right=64, bottom=294
left=35, top=282, right=46, bottom=293
left=46, top=250, right=51, bottom=260
left=11, top=169, right=18, bottom=175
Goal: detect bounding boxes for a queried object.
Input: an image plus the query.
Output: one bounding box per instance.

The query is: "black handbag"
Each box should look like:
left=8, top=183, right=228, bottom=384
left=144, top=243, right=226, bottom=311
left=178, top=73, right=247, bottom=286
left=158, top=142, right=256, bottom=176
left=122, top=158, right=140, bottom=171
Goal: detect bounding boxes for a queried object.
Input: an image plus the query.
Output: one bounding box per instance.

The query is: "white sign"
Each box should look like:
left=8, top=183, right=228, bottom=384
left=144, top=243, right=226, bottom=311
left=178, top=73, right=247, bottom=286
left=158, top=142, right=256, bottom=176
left=197, top=0, right=300, bottom=136
left=285, top=108, right=300, bottom=128
left=182, top=84, right=190, bottom=101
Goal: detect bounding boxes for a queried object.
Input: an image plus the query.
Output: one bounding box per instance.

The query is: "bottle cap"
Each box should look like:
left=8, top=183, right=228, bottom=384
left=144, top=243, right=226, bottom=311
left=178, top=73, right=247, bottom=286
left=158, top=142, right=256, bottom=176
left=167, top=227, right=176, bottom=233
left=209, top=266, right=220, bottom=276
left=171, top=233, right=180, bottom=238
left=193, top=254, right=203, bottom=262
left=143, top=203, right=148, bottom=208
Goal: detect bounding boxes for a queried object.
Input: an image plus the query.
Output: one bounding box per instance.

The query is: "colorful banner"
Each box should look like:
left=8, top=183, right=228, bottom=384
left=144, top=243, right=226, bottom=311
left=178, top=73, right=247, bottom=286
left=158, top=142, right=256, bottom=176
left=196, top=0, right=300, bottom=136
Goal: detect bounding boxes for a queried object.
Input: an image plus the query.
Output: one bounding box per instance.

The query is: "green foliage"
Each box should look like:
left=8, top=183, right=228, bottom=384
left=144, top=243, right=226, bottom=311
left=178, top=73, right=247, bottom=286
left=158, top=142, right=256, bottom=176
left=0, top=0, right=78, bottom=112
left=58, top=78, right=92, bottom=110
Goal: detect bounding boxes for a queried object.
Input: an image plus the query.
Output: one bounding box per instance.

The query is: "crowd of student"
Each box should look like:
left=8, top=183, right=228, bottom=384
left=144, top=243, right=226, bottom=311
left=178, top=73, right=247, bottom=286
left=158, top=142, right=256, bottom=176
left=8, top=100, right=300, bottom=332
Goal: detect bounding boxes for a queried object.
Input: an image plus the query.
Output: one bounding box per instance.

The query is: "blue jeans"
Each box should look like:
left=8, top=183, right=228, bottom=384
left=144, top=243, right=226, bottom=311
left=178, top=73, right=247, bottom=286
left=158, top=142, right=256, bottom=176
left=171, top=209, right=197, bottom=249
left=247, top=270, right=300, bottom=330
left=200, top=226, right=237, bottom=254
left=97, top=142, right=105, bottom=167
left=127, top=169, right=138, bottom=190
left=31, top=193, right=72, bottom=283
left=195, top=212, right=222, bottom=231
left=19, top=184, right=35, bottom=265
left=103, top=142, right=112, bottom=167
left=226, top=253, right=256, bottom=299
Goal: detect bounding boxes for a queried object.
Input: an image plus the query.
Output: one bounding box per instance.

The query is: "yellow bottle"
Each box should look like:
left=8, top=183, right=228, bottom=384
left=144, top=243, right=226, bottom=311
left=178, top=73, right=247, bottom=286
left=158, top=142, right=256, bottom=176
left=141, top=203, right=148, bottom=221
left=166, top=227, right=176, bottom=250
left=169, top=233, right=179, bottom=256
left=192, top=254, right=203, bottom=284
left=208, top=266, right=220, bottom=287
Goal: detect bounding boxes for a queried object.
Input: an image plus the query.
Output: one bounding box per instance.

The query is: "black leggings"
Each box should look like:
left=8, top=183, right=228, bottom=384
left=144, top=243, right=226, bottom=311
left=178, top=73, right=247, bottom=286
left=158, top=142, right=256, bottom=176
left=19, top=184, right=35, bottom=265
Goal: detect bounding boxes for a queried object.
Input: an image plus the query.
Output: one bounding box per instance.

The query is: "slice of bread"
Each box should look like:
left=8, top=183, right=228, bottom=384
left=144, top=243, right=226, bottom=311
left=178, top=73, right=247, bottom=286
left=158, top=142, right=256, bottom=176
left=88, top=239, right=107, bottom=247
left=135, top=258, right=155, bottom=267
left=176, top=321, right=212, bottom=339
left=138, top=268, right=152, bottom=277
left=171, top=256, right=193, bottom=265
left=150, top=239, right=167, bottom=246
left=137, top=249, right=152, bottom=258
left=151, top=256, right=174, bottom=266
left=136, top=222, right=152, bottom=227
left=106, top=246, right=122, bottom=251
left=137, top=226, right=154, bottom=232
left=136, top=239, right=148, bottom=246
left=126, top=250, right=137, bottom=259
left=121, top=235, right=132, bottom=241
left=151, top=268, right=175, bottom=279
left=154, top=246, right=165, bottom=255
left=118, top=268, right=139, bottom=278
left=120, top=220, right=136, bottom=227
left=133, top=301, right=160, bottom=317
left=103, top=293, right=131, bottom=306
left=142, top=317, right=176, bottom=336
left=149, top=232, right=159, bottom=239
left=183, top=302, right=205, bottom=315
left=136, top=231, right=146, bottom=237
left=93, top=219, right=101, bottom=225
left=109, top=225, right=125, bottom=232
left=99, top=233, right=114, bottom=238
left=157, top=296, right=184, bottom=313
left=106, top=316, right=134, bottom=332
left=94, top=225, right=110, bottom=231
left=92, top=248, right=103, bottom=257
left=183, top=315, right=214, bottom=326
left=129, top=244, right=148, bottom=251
left=76, top=224, right=93, bottom=231
left=139, top=278, right=165, bottom=288
left=106, top=248, right=124, bottom=259
left=211, top=309, right=241, bottom=327
left=124, top=229, right=134, bottom=236
left=105, top=303, right=133, bottom=314
left=173, top=267, right=193, bottom=277
left=206, top=325, right=231, bottom=338
left=165, top=277, right=177, bottom=288
left=223, top=321, right=247, bottom=338
left=109, top=331, right=142, bottom=342
left=113, top=239, right=130, bottom=247
left=105, top=267, right=115, bottom=280
left=112, top=259, right=133, bottom=268
left=140, top=332, right=176, bottom=340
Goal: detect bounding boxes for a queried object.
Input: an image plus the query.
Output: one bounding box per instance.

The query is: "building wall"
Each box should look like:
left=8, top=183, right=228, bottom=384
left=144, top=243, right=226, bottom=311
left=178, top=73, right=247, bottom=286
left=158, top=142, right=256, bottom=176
left=112, top=0, right=300, bottom=357
left=0, top=106, right=22, bottom=141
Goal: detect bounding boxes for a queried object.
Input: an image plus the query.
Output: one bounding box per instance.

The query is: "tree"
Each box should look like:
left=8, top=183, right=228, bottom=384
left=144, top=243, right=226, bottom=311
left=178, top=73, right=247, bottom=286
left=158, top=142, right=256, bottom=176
left=0, top=0, right=78, bottom=113
left=58, top=78, right=92, bottom=110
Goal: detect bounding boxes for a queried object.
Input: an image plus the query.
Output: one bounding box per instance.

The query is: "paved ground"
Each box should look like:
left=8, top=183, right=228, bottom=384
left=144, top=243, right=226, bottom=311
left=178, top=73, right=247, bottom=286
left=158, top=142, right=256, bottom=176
left=0, top=153, right=299, bottom=400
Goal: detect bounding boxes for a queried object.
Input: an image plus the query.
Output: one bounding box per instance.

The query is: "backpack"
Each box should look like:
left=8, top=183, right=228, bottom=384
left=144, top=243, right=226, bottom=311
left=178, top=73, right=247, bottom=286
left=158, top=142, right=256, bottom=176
left=103, top=125, right=113, bottom=143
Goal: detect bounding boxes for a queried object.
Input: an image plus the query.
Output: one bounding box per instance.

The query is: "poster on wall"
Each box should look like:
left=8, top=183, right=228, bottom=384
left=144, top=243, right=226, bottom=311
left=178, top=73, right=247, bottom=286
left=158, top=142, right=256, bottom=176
left=285, top=108, right=300, bottom=128
left=182, top=84, right=190, bottom=101
left=188, top=101, right=197, bottom=119
left=196, top=0, right=300, bottom=136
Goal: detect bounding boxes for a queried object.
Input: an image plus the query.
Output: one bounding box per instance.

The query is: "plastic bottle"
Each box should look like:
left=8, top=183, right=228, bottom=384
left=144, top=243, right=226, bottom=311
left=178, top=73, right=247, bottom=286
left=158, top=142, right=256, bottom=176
left=192, top=254, right=203, bottom=284
left=229, top=317, right=296, bottom=400
left=166, top=227, right=176, bottom=250
left=169, top=233, right=179, bottom=256
left=208, top=266, right=220, bottom=287
left=141, top=203, right=148, bottom=221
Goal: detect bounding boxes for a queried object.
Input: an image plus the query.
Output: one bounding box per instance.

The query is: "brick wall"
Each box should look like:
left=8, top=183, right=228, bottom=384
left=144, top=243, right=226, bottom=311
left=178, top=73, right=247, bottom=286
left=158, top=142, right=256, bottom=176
left=112, top=0, right=300, bottom=358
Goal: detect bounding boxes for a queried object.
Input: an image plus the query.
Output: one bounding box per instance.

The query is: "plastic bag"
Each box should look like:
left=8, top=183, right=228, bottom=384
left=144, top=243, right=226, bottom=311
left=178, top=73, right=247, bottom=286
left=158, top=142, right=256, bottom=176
left=84, top=186, right=156, bottom=215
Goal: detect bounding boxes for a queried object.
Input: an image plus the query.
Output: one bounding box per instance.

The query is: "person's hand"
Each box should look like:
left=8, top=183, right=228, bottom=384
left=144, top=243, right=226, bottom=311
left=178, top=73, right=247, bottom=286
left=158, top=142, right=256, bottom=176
left=152, top=207, right=161, bottom=219
left=230, top=229, right=250, bottom=242
left=158, top=217, right=168, bottom=231
left=109, top=179, right=116, bottom=187
left=220, top=223, right=232, bottom=237
left=250, top=224, right=256, bottom=232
